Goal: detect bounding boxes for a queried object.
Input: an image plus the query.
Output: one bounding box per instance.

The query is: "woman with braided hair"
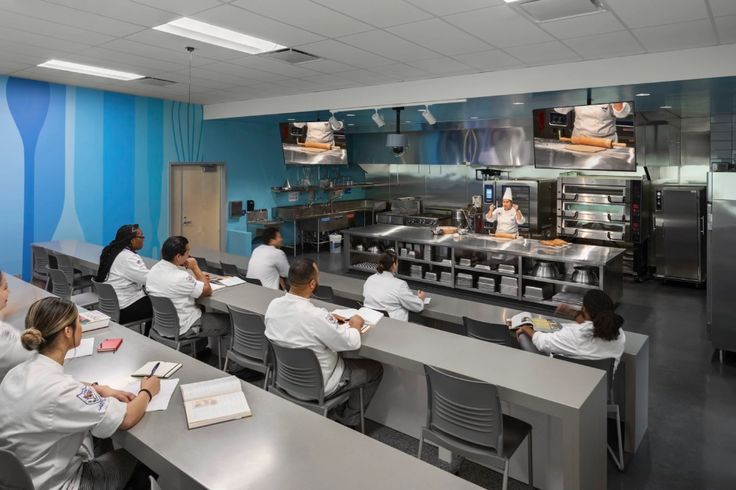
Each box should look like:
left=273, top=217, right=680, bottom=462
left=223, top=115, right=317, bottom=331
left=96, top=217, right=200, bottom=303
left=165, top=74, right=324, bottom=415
left=516, top=289, right=626, bottom=371
left=96, top=224, right=152, bottom=331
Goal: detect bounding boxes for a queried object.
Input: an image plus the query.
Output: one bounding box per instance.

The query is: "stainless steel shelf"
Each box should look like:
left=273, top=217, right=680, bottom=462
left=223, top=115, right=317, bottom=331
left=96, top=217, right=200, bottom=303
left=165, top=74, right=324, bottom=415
left=271, top=182, right=389, bottom=193
left=454, top=264, right=518, bottom=276
left=521, top=275, right=598, bottom=290
left=396, top=274, right=449, bottom=287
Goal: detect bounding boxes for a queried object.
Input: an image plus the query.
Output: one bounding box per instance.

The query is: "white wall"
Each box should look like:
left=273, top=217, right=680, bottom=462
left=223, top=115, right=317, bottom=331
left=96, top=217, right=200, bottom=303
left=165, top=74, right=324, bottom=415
left=205, top=44, right=736, bottom=120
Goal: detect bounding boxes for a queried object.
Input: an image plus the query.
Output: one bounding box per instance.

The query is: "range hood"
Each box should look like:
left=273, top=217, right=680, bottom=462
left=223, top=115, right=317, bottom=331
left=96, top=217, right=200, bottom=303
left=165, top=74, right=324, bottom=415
left=512, top=0, right=604, bottom=22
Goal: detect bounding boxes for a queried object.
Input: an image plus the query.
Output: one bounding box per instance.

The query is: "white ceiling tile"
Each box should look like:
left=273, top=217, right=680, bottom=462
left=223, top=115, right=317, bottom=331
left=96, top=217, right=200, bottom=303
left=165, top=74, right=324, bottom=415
left=299, top=73, right=358, bottom=90
left=122, top=30, right=245, bottom=61
left=98, top=39, right=217, bottom=67
left=194, top=4, right=325, bottom=47
left=0, top=60, right=34, bottom=74
left=386, top=19, right=492, bottom=56
left=405, top=57, right=476, bottom=76
left=504, top=41, right=582, bottom=65
left=78, top=48, right=184, bottom=73
left=226, top=56, right=320, bottom=78
left=453, top=49, right=524, bottom=71
left=709, top=0, right=736, bottom=17
left=0, top=10, right=115, bottom=45
left=156, top=70, right=233, bottom=90
left=715, top=15, right=736, bottom=43
left=539, top=12, right=626, bottom=39
left=0, top=27, right=96, bottom=54
left=43, top=0, right=176, bottom=27
left=192, top=61, right=292, bottom=83
left=445, top=5, right=554, bottom=48
left=0, top=0, right=146, bottom=37
left=633, top=19, right=718, bottom=52
left=605, top=0, right=710, bottom=29
left=130, top=0, right=221, bottom=16
left=335, top=69, right=402, bottom=84
left=311, top=0, right=432, bottom=28
left=301, top=59, right=356, bottom=74
left=296, top=39, right=395, bottom=68
left=405, top=0, right=505, bottom=16
left=231, top=0, right=372, bottom=37
left=380, top=63, right=432, bottom=81
left=564, top=31, right=645, bottom=59
left=338, top=30, right=440, bottom=62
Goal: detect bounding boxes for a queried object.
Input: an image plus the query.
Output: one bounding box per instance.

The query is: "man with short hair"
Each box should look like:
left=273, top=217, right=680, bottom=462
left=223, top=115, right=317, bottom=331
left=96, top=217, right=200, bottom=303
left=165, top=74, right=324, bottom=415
left=246, top=227, right=290, bottom=290
left=265, top=257, right=383, bottom=429
left=146, top=236, right=230, bottom=354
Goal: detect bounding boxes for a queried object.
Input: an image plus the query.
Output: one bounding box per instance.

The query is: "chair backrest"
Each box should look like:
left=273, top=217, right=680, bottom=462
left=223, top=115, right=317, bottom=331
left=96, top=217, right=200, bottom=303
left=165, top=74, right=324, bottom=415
left=0, top=448, right=35, bottom=490
left=517, top=333, right=542, bottom=354
left=424, top=365, right=503, bottom=451
left=32, top=246, right=49, bottom=273
left=220, top=262, right=240, bottom=277
left=47, top=254, right=59, bottom=270
left=91, top=280, right=121, bottom=322
left=228, top=305, right=268, bottom=362
left=193, top=256, right=209, bottom=272
left=47, top=268, right=72, bottom=299
left=149, top=295, right=182, bottom=340
left=55, top=255, right=77, bottom=285
left=312, top=285, right=335, bottom=302
left=269, top=341, right=325, bottom=404
left=554, top=355, right=615, bottom=402
left=462, top=316, right=512, bottom=345
left=244, top=277, right=262, bottom=286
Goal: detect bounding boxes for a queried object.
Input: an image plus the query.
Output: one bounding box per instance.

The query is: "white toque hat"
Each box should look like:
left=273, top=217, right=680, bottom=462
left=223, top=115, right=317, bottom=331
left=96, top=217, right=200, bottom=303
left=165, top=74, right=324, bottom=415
left=503, top=188, right=513, bottom=201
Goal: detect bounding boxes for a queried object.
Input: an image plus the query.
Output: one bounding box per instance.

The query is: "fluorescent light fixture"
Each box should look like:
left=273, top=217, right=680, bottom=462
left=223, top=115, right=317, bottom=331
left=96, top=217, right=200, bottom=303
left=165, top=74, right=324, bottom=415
left=153, top=17, right=286, bottom=54
left=504, top=0, right=524, bottom=3
left=635, top=93, right=650, bottom=97
left=512, top=101, right=525, bottom=105
left=346, top=113, right=356, bottom=117
left=287, top=118, right=296, bottom=121
left=347, top=123, right=355, bottom=127
left=37, top=59, right=143, bottom=81
left=660, top=105, right=672, bottom=109
left=371, top=109, right=386, bottom=128
left=470, top=116, right=479, bottom=120
left=419, top=105, right=437, bottom=125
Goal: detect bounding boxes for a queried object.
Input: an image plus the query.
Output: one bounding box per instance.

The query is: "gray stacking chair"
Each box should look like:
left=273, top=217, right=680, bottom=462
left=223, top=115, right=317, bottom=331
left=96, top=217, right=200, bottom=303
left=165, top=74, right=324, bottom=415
left=54, top=254, right=93, bottom=293
left=554, top=355, right=625, bottom=471
left=220, top=262, right=243, bottom=278
left=193, top=256, right=209, bottom=272
left=47, top=268, right=98, bottom=309
left=419, top=365, right=533, bottom=490
left=149, top=295, right=224, bottom=369
left=312, top=285, right=335, bottom=302
left=224, top=306, right=271, bottom=387
left=244, top=277, right=262, bottom=286
left=0, top=449, right=34, bottom=490
left=462, top=316, right=514, bottom=346
left=91, top=279, right=150, bottom=334
left=267, top=340, right=365, bottom=433
left=32, top=245, right=50, bottom=286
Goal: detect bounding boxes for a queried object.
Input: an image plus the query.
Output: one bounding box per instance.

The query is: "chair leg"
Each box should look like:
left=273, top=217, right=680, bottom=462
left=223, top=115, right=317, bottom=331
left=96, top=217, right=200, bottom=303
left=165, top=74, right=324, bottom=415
left=359, top=387, right=365, bottom=434
left=262, top=366, right=270, bottom=389
left=502, top=458, right=510, bottom=490
left=527, top=432, right=533, bottom=489
left=417, top=435, right=424, bottom=459
left=223, top=355, right=230, bottom=373
left=217, top=337, right=223, bottom=370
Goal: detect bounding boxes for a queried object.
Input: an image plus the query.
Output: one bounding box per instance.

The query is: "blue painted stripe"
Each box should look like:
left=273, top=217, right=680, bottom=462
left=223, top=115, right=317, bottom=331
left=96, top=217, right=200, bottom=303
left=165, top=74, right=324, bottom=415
left=74, top=88, right=104, bottom=245
left=102, top=92, right=135, bottom=243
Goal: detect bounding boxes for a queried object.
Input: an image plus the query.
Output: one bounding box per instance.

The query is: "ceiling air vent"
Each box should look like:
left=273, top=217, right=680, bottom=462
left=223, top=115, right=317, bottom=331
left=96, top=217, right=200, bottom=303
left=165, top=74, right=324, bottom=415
left=135, top=77, right=177, bottom=87
left=513, top=0, right=604, bottom=22
left=261, top=48, right=320, bottom=64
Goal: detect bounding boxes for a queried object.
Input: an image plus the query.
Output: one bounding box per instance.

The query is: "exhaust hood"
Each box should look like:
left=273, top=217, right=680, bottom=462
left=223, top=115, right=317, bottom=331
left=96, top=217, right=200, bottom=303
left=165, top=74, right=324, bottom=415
left=511, top=0, right=604, bottom=22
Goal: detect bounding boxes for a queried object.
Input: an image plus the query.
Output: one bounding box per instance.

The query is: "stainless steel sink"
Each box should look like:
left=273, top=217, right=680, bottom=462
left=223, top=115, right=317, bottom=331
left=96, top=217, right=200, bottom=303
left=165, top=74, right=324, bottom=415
left=274, top=200, right=387, bottom=220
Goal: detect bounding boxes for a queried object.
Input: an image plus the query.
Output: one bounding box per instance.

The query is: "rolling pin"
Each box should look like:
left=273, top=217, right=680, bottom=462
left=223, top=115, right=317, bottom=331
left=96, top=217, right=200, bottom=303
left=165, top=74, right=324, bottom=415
left=559, top=136, right=627, bottom=148
left=493, top=232, right=517, bottom=239
left=298, top=141, right=333, bottom=150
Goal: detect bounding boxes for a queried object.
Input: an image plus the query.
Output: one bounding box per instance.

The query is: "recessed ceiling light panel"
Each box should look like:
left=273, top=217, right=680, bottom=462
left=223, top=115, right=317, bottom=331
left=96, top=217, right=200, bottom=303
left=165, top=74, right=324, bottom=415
left=38, top=59, right=144, bottom=81
left=153, top=17, right=286, bottom=54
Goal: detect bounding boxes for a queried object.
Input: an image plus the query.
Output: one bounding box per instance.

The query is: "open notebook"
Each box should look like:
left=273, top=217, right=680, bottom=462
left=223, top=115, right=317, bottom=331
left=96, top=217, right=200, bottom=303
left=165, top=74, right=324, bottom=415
left=180, top=376, right=252, bottom=429
left=331, top=307, right=384, bottom=327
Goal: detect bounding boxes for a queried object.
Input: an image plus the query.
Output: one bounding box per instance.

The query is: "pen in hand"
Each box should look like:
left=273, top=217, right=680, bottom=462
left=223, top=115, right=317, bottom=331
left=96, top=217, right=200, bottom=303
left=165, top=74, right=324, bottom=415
left=149, top=362, right=160, bottom=377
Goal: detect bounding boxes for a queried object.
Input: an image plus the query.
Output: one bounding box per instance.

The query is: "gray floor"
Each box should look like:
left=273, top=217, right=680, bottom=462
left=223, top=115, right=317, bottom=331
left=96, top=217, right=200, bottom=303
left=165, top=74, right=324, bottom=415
left=234, top=250, right=736, bottom=490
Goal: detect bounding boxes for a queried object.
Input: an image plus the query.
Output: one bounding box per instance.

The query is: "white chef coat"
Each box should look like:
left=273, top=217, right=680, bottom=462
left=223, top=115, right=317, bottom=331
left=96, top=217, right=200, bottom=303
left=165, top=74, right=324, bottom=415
left=246, top=244, right=290, bottom=290
left=554, top=103, right=631, bottom=141
left=105, top=248, right=149, bottom=309
left=145, top=260, right=204, bottom=335
left=486, top=207, right=526, bottom=236
left=532, top=320, right=626, bottom=371
left=265, top=293, right=361, bottom=396
left=363, top=271, right=424, bottom=322
left=0, top=354, right=126, bottom=490
left=0, top=321, right=31, bottom=381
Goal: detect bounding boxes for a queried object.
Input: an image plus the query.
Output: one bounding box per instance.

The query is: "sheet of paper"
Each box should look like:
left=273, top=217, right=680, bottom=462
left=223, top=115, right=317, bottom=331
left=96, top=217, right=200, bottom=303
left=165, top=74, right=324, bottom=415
left=218, top=276, right=245, bottom=287
left=65, top=338, right=95, bottom=359
left=125, top=379, right=180, bottom=412
left=331, top=308, right=358, bottom=319
left=210, top=282, right=227, bottom=292
left=424, top=297, right=431, bottom=304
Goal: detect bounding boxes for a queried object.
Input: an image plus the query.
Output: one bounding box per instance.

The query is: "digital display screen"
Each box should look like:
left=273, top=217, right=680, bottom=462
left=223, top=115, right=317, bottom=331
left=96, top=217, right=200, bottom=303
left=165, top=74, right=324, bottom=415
left=484, top=184, right=494, bottom=203
left=280, top=121, right=348, bottom=165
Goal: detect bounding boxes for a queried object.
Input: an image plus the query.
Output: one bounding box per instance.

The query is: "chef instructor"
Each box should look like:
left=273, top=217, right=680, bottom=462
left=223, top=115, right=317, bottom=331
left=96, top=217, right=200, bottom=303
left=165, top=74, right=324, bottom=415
left=486, top=188, right=525, bottom=236
left=554, top=102, right=631, bottom=142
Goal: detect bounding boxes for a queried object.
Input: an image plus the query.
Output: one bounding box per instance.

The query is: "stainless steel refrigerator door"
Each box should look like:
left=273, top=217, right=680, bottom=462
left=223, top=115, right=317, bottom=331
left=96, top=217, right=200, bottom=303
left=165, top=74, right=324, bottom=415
left=660, top=188, right=703, bottom=281
left=709, top=174, right=736, bottom=351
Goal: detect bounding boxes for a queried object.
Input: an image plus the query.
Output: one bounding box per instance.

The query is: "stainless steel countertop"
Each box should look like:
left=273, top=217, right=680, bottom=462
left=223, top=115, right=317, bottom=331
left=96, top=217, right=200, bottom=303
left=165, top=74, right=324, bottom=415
left=3, top=276, right=480, bottom=490
left=342, top=224, right=625, bottom=265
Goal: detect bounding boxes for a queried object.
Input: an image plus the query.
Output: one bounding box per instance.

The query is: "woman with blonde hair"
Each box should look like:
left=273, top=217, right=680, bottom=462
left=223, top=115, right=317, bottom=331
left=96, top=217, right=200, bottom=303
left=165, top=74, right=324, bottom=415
left=0, top=269, right=31, bottom=380
left=0, top=297, right=160, bottom=490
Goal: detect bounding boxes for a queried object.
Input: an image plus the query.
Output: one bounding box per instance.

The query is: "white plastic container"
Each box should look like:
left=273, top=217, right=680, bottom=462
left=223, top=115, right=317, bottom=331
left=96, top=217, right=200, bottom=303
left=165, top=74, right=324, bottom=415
left=329, top=233, right=343, bottom=253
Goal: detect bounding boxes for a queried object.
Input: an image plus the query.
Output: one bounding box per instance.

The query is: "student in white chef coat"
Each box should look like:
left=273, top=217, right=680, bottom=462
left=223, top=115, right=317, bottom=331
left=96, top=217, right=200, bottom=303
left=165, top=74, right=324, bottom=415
left=96, top=224, right=152, bottom=333
left=515, top=289, right=627, bottom=371
left=246, top=227, right=290, bottom=290
left=265, top=257, right=383, bottom=429
left=554, top=103, right=632, bottom=142
left=363, top=251, right=425, bottom=321
left=0, top=269, right=31, bottom=380
left=485, top=188, right=526, bottom=236
left=0, top=296, right=160, bottom=490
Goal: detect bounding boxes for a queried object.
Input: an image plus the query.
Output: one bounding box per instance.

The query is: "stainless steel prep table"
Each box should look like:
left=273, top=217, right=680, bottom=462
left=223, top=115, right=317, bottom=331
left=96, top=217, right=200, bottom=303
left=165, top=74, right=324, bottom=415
left=1, top=275, right=480, bottom=490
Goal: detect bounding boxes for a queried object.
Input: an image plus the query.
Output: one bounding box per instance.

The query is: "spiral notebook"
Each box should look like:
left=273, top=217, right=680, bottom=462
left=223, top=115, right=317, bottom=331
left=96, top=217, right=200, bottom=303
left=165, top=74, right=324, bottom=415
left=131, top=361, right=182, bottom=378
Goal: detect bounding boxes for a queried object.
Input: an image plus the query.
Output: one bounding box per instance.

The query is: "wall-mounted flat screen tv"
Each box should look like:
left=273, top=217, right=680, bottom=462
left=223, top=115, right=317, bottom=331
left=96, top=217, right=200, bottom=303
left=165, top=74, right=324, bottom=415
left=280, top=121, right=348, bottom=165
left=533, top=102, right=636, bottom=171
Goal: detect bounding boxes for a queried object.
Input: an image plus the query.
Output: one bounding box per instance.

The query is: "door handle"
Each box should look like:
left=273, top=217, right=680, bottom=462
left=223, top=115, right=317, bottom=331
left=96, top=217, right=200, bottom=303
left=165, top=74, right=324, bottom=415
left=183, top=216, right=192, bottom=225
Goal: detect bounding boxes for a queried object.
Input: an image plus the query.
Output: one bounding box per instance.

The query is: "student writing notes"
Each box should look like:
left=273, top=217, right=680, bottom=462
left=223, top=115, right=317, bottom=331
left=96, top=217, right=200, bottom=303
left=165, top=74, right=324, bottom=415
left=0, top=297, right=160, bottom=490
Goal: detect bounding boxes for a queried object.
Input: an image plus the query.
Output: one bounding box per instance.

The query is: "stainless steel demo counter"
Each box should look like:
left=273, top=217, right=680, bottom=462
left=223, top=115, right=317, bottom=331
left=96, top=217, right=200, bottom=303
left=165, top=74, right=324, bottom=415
left=342, top=224, right=625, bottom=306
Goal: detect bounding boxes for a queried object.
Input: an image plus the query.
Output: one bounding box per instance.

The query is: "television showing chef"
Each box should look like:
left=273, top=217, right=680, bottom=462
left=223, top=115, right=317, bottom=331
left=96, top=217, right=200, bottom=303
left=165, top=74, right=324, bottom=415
left=533, top=101, right=636, bottom=171
left=485, top=188, right=525, bottom=238
left=280, top=120, right=348, bottom=165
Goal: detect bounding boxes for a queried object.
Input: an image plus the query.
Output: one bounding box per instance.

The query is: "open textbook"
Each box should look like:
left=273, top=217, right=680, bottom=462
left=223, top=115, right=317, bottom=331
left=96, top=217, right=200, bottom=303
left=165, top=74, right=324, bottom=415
left=180, top=376, right=252, bottom=429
